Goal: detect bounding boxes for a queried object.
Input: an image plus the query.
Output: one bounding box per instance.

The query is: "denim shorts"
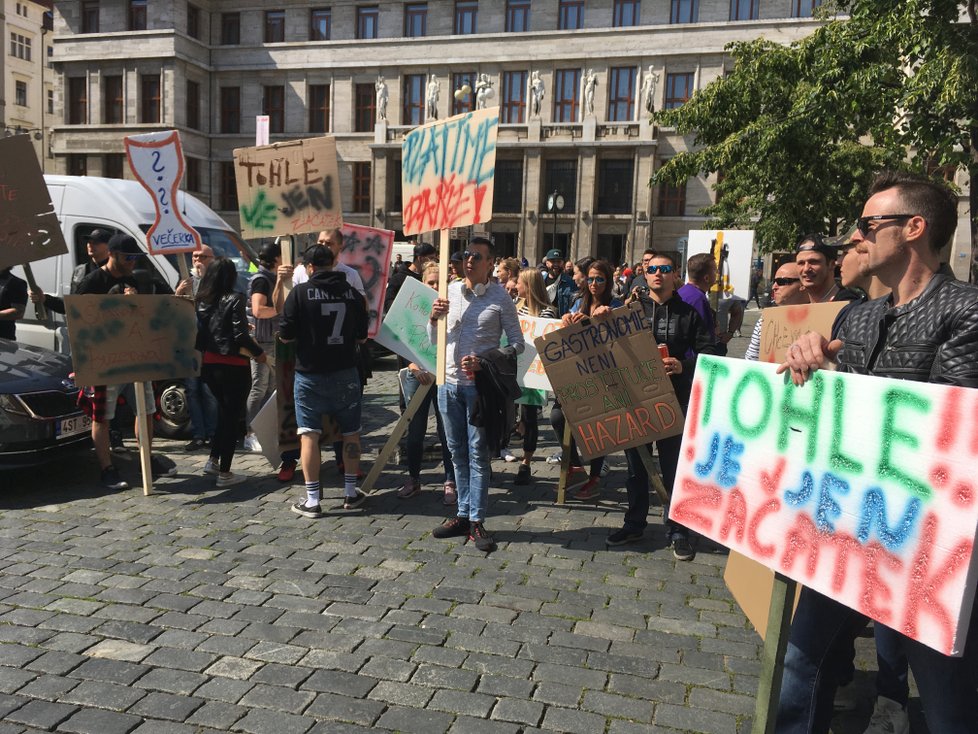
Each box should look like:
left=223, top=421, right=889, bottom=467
left=294, top=367, right=362, bottom=436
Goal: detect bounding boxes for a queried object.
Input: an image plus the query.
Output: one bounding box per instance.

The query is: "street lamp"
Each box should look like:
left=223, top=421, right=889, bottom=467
left=547, top=190, right=565, bottom=254
left=3, top=126, right=43, bottom=140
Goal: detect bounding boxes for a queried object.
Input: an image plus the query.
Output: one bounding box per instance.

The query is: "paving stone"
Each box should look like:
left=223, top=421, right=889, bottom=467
left=83, top=640, right=155, bottom=663
left=61, top=678, right=147, bottom=711
left=0, top=667, right=36, bottom=693
left=581, top=690, right=655, bottom=722
left=231, top=707, right=315, bottom=734
left=142, top=647, right=217, bottom=673
left=374, top=704, right=454, bottom=734
left=490, top=697, right=545, bottom=726
left=654, top=702, right=738, bottom=732
left=205, top=657, right=263, bottom=680
left=358, top=656, right=417, bottom=683
left=6, top=699, right=78, bottom=730
left=411, top=664, right=479, bottom=691
left=540, top=706, right=607, bottom=733
left=71, top=658, right=149, bottom=686
left=133, top=667, right=208, bottom=695
left=531, top=682, right=582, bottom=708
left=17, top=672, right=79, bottom=700
left=302, top=670, right=377, bottom=698
left=129, top=691, right=205, bottom=721
left=194, top=677, right=255, bottom=705
left=368, top=680, right=435, bottom=707
left=130, top=721, right=203, bottom=734
left=428, top=688, right=495, bottom=718
left=447, top=716, right=523, bottom=734
left=303, top=692, right=386, bottom=727
left=240, top=683, right=315, bottom=713
left=186, top=701, right=248, bottom=729
left=58, top=707, right=143, bottom=734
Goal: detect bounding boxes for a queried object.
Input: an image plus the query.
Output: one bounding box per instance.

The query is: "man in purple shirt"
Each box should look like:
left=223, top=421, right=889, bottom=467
left=677, top=253, right=725, bottom=355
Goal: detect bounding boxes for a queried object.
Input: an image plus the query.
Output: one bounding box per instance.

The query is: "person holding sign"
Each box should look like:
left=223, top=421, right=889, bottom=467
left=777, top=171, right=978, bottom=734
left=609, top=254, right=720, bottom=559
left=428, top=237, right=525, bottom=553
left=0, top=268, right=28, bottom=340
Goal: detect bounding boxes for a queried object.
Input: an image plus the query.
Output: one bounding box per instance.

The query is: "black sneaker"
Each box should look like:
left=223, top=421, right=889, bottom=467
left=513, top=464, right=531, bottom=486
left=432, top=516, right=470, bottom=539
left=671, top=536, right=696, bottom=561
left=101, top=465, right=129, bottom=491
left=606, top=527, right=644, bottom=546
left=291, top=501, right=324, bottom=519
left=468, top=522, right=497, bottom=552
left=150, top=455, right=177, bottom=478
left=343, top=490, right=367, bottom=510
left=184, top=438, right=207, bottom=452
left=109, top=430, right=128, bottom=454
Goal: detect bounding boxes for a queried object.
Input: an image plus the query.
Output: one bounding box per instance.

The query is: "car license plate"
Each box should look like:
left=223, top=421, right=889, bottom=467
left=56, top=414, right=91, bottom=439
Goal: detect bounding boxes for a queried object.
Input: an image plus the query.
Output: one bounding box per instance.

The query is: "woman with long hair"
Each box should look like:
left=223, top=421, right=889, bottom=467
left=554, top=259, right=623, bottom=500
left=511, top=268, right=558, bottom=485
left=195, top=257, right=266, bottom=487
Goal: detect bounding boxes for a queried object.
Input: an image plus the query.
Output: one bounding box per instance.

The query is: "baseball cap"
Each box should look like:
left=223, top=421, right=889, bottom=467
left=107, top=234, right=141, bottom=255
left=450, top=250, right=464, bottom=263
left=86, top=228, right=112, bottom=245
left=544, top=249, right=564, bottom=261
left=302, top=244, right=334, bottom=267
left=795, top=234, right=837, bottom=261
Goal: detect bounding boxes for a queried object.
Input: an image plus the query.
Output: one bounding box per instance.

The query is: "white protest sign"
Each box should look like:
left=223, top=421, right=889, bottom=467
left=515, top=314, right=560, bottom=392
left=125, top=131, right=201, bottom=255
left=374, top=276, right=437, bottom=372
left=686, top=230, right=755, bottom=300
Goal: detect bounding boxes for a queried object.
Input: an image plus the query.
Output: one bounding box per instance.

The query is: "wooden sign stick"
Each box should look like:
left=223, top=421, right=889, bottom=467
left=555, top=421, right=573, bottom=505
left=133, top=381, right=154, bottom=496
left=360, top=381, right=433, bottom=495
left=635, top=444, right=671, bottom=505
left=21, top=263, right=46, bottom=321
left=752, top=573, right=796, bottom=734
left=177, top=255, right=191, bottom=282
left=436, top=229, right=449, bottom=385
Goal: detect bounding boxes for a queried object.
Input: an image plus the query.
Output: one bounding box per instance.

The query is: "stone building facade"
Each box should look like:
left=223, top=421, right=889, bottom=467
left=3, top=0, right=54, bottom=167
left=50, top=0, right=832, bottom=264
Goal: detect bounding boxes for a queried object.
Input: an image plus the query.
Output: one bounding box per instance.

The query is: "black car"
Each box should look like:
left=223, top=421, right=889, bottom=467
left=0, top=339, right=91, bottom=467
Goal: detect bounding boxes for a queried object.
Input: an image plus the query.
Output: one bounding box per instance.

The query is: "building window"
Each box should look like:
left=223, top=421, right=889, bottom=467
left=47, top=89, right=54, bottom=115
left=265, top=10, right=285, bottom=42
left=664, top=72, right=694, bottom=109
left=185, top=156, right=201, bottom=192
left=613, top=0, right=639, bottom=26
left=558, top=0, right=584, bottom=30
left=14, top=81, right=27, bottom=107
left=452, top=72, right=475, bottom=115
left=505, top=0, right=530, bottom=32
left=553, top=69, right=580, bottom=123
left=402, top=75, right=425, bottom=126
left=10, top=33, right=31, bottom=61
left=187, top=4, right=201, bottom=38
left=501, top=71, right=527, bottom=124
left=220, top=87, right=241, bottom=133
left=607, top=67, right=636, bottom=122
left=263, top=85, right=285, bottom=134
left=670, top=0, right=698, bottom=23
left=186, top=80, right=200, bottom=129
left=404, top=3, right=427, bottom=37
left=357, top=6, right=379, bottom=39
left=310, top=8, right=331, bottom=40
left=308, top=84, right=330, bottom=132
left=220, top=12, right=240, bottom=45
left=494, top=159, right=523, bottom=213
left=545, top=159, right=577, bottom=212
left=390, top=159, right=402, bottom=211
left=791, top=0, right=822, bottom=16
left=352, top=162, right=371, bottom=213
left=658, top=170, right=686, bottom=216
left=103, top=154, right=125, bottom=179
left=104, top=75, right=123, bottom=123
left=81, top=1, right=99, bottom=33
left=68, top=77, right=87, bottom=124
left=220, top=161, right=238, bottom=210
left=597, top=159, right=633, bottom=214
left=454, top=1, right=478, bottom=34
left=354, top=82, right=375, bottom=132
left=129, top=0, right=147, bottom=31
left=68, top=155, right=87, bottom=176
left=729, top=0, right=757, bottom=19
left=140, top=75, right=161, bottom=123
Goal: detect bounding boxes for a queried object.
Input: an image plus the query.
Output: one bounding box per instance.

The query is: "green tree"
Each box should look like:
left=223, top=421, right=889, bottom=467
left=653, top=0, right=978, bottom=278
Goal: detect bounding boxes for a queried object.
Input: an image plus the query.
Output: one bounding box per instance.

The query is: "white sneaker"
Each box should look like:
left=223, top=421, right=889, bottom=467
left=864, top=696, right=909, bottom=734
left=216, top=472, right=247, bottom=488
left=243, top=434, right=262, bottom=452
left=203, top=458, right=220, bottom=475
left=546, top=450, right=563, bottom=464
left=500, top=449, right=517, bottom=462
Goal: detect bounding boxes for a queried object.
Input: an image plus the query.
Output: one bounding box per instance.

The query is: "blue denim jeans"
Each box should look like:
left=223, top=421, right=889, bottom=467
left=402, top=370, right=454, bottom=484
left=777, top=586, right=978, bottom=734
left=438, top=382, right=488, bottom=522
left=185, top=376, right=217, bottom=440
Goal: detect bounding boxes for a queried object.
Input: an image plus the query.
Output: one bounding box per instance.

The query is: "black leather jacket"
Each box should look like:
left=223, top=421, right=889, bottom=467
left=836, top=273, right=978, bottom=386
left=196, top=293, right=263, bottom=359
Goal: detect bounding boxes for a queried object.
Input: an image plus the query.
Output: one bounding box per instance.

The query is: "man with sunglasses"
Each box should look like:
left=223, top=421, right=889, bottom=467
left=777, top=171, right=978, bottom=734
left=428, top=237, right=524, bottom=552
left=744, top=262, right=807, bottom=361
left=612, top=254, right=720, bottom=559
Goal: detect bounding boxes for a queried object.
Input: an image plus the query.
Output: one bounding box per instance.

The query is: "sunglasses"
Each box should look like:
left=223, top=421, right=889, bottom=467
left=773, top=277, right=800, bottom=286
left=122, top=253, right=140, bottom=262
left=646, top=265, right=674, bottom=274
left=586, top=276, right=606, bottom=284
left=855, top=214, right=916, bottom=237
left=462, top=250, right=484, bottom=261
left=192, top=253, right=212, bottom=260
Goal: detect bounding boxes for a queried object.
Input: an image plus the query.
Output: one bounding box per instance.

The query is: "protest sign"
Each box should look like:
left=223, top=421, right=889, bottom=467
left=759, top=301, right=848, bottom=364
left=64, top=295, right=198, bottom=386
left=0, top=135, right=67, bottom=270
left=125, top=130, right=201, bottom=255
left=516, top=313, right=560, bottom=394
left=374, top=276, right=437, bottom=372
left=233, top=136, right=341, bottom=239
left=401, top=108, right=498, bottom=236
left=672, top=355, right=978, bottom=655
left=338, top=223, right=394, bottom=338
left=687, top=230, right=755, bottom=300
left=534, top=302, right=683, bottom=461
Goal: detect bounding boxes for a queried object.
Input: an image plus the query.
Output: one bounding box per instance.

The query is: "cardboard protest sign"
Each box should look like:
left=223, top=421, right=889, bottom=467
left=338, top=223, right=394, bottom=338
left=687, top=230, right=755, bottom=300
left=534, top=302, right=684, bottom=461
left=0, top=135, right=68, bottom=269
left=759, top=301, right=848, bottom=364
left=516, top=313, right=560, bottom=393
left=64, top=295, right=198, bottom=385
left=672, top=355, right=978, bottom=655
left=274, top=338, right=339, bottom=456
left=401, top=108, right=498, bottom=236
left=233, top=136, right=341, bottom=239
left=374, top=276, right=437, bottom=373
left=125, top=130, right=201, bottom=255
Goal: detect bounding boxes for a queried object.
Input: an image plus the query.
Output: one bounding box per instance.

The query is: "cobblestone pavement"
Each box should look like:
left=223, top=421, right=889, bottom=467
left=0, top=309, right=902, bottom=734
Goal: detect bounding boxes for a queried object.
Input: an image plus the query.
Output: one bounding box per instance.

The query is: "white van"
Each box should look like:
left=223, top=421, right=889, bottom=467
left=13, top=174, right=256, bottom=435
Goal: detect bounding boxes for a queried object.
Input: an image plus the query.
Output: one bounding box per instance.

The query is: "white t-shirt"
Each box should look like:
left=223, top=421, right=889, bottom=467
left=293, top=261, right=366, bottom=297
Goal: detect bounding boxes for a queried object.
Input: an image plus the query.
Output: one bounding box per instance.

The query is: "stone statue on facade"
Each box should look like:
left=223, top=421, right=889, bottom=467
left=583, top=69, right=597, bottom=117
left=375, top=75, right=389, bottom=122
left=641, top=66, right=659, bottom=115
left=475, top=73, right=495, bottom=110
left=425, top=74, right=440, bottom=121
left=529, top=70, right=545, bottom=117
